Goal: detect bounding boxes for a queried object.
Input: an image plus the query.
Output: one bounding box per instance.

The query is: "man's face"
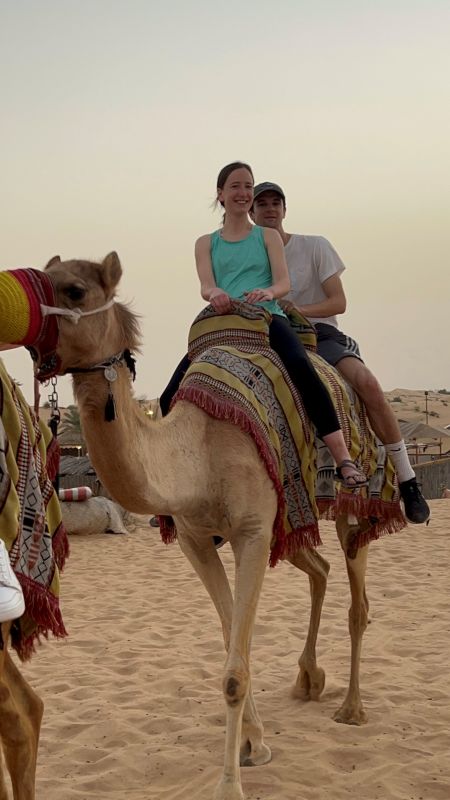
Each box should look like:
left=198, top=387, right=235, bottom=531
left=251, top=191, right=286, bottom=229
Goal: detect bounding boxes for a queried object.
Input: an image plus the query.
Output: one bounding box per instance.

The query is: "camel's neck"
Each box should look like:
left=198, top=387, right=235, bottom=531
left=73, top=367, right=182, bottom=515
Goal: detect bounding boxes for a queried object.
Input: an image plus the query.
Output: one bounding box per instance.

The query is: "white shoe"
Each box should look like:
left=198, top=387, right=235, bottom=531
left=0, top=539, right=25, bottom=622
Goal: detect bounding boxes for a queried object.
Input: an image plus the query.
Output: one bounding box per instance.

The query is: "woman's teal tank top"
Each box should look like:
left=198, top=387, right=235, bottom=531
left=210, top=225, right=285, bottom=317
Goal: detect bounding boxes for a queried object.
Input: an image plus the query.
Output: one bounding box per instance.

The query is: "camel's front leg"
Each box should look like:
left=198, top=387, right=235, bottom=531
left=239, top=681, right=271, bottom=767
left=177, top=529, right=271, bottom=800
left=214, top=523, right=272, bottom=800
left=287, top=548, right=329, bottom=701
left=334, top=516, right=369, bottom=725
left=0, top=627, right=43, bottom=800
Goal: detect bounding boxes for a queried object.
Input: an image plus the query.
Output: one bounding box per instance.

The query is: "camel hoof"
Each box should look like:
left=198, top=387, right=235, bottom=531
left=333, top=705, right=368, bottom=726
left=213, top=780, right=245, bottom=800
left=240, top=740, right=271, bottom=766
left=292, top=667, right=325, bottom=701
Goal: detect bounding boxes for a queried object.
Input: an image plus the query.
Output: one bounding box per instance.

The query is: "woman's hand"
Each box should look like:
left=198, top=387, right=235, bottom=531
left=244, top=288, right=274, bottom=304
left=209, top=288, right=232, bottom=313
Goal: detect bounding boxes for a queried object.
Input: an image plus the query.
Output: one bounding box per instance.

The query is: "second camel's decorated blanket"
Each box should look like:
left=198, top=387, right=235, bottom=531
left=0, top=359, right=69, bottom=659
left=160, top=304, right=405, bottom=565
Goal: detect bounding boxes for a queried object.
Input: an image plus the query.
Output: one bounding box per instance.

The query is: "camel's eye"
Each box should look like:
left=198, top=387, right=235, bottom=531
left=64, top=285, right=86, bottom=302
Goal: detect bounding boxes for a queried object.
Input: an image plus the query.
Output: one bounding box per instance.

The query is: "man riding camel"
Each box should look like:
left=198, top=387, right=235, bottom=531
left=250, top=181, right=430, bottom=525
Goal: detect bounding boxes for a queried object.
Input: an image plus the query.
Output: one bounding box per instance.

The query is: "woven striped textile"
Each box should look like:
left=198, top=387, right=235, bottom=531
left=161, top=304, right=405, bottom=565
left=0, top=359, right=69, bottom=659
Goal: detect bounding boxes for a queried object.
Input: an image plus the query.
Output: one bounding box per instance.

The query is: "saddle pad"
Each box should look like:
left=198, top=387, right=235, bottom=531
left=160, top=304, right=405, bottom=563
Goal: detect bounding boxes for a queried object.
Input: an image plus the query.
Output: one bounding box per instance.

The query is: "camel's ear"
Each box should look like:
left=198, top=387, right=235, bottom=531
left=45, top=255, right=61, bottom=270
left=100, top=251, right=122, bottom=293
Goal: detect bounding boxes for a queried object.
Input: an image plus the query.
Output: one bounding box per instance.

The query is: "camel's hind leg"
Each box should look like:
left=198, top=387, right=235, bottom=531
left=334, top=515, right=369, bottom=725
left=287, top=548, right=330, bottom=701
left=0, top=623, right=43, bottom=800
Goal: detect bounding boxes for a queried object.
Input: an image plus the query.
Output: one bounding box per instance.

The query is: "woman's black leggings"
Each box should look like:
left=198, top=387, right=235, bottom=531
left=160, top=315, right=340, bottom=438
left=268, top=314, right=339, bottom=437
left=159, top=353, right=191, bottom=416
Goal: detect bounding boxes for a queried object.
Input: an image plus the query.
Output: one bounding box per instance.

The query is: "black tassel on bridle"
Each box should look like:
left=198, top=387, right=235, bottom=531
left=68, top=351, right=136, bottom=423
left=104, top=391, right=118, bottom=422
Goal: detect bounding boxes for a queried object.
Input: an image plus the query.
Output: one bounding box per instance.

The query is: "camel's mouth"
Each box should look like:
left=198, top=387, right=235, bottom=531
left=19, top=269, right=63, bottom=381
left=27, top=342, right=62, bottom=382
left=20, top=270, right=119, bottom=382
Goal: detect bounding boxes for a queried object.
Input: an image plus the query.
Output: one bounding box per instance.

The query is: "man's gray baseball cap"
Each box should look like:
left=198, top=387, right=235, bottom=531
left=253, top=181, right=286, bottom=202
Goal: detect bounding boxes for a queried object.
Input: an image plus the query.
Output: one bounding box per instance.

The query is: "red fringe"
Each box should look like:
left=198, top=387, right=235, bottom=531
left=317, top=493, right=406, bottom=547
left=45, top=436, right=60, bottom=483
left=167, top=385, right=321, bottom=567
left=160, top=517, right=177, bottom=544
left=270, top=523, right=323, bottom=568
left=15, top=573, right=68, bottom=661
left=52, top=522, right=70, bottom=571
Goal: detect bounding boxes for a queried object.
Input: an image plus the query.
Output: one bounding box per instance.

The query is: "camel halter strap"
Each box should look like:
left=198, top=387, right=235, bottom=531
left=68, top=349, right=136, bottom=423
left=40, top=297, right=115, bottom=324
left=30, top=296, right=117, bottom=380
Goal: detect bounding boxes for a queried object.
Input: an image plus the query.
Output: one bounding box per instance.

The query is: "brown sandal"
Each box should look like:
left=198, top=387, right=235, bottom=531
left=335, top=459, right=368, bottom=489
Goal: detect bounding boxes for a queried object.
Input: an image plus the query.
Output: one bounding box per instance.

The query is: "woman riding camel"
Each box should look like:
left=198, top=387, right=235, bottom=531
left=165, top=161, right=367, bottom=489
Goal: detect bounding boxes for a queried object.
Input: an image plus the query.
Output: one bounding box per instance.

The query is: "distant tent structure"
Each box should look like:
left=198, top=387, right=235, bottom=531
left=399, top=419, right=450, bottom=461
left=58, top=455, right=99, bottom=494
left=57, top=428, right=86, bottom=456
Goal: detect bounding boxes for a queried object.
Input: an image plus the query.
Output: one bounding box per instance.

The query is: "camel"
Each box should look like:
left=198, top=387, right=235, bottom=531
left=0, top=621, right=43, bottom=800
left=0, top=360, right=64, bottom=800
left=31, top=251, right=380, bottom=800
left=1, top=252, right=394, bottom=800
left=60, top=495, right=129, bottom=535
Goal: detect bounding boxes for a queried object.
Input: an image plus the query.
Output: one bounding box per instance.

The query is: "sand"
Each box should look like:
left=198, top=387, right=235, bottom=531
left=384, top=389, right=450, bottom=429
left=17, top=500, right=450, bottom=800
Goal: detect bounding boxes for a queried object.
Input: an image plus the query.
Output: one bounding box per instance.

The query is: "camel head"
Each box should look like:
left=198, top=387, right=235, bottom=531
left=40, top=252, right=141, bottom=376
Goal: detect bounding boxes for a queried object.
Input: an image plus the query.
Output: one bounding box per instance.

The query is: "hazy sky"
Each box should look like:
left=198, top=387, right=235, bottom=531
left=1, top=0, right=449, bottom=407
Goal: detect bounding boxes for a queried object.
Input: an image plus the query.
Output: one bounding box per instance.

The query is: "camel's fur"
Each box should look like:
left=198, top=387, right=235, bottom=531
left=0, top=623, right=43, bottom=799
left=1, top=253, right=372, bottom=800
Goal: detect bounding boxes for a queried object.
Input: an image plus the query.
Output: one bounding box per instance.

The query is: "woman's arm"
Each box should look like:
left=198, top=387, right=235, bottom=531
left=195, top=235, right=231, bottom=312
left=245, top=227, right=291, bottom=303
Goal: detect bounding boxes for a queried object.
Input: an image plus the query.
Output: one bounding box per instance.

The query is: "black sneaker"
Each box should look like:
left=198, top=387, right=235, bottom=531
left=399, top=478, right=430, bottom=524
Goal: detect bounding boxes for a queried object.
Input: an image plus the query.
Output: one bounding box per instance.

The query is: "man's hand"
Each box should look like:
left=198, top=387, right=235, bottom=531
left=278, top=299, right=296, bottom=314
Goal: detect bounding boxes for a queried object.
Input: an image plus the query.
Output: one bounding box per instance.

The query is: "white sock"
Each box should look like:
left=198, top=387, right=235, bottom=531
left=384, top=441, right=415, bottom=483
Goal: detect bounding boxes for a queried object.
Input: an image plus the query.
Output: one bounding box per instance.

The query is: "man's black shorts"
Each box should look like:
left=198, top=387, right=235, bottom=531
left=315, top=322, right=364, bottom=367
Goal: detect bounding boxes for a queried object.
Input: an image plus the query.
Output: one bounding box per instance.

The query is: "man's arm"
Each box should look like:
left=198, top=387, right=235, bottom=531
left=264, top=228, right=291, bottom=298
left=295, top=273, right=347, bottom=319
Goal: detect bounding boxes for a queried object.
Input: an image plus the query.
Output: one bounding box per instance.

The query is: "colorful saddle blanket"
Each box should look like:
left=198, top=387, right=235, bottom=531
left=0, top=359, right=69, bottom=659
left=162, top=305, right=405, bottom=565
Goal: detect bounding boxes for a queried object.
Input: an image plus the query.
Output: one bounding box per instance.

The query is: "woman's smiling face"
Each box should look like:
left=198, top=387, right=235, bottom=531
left=217, top=167, right=254, bottom=214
